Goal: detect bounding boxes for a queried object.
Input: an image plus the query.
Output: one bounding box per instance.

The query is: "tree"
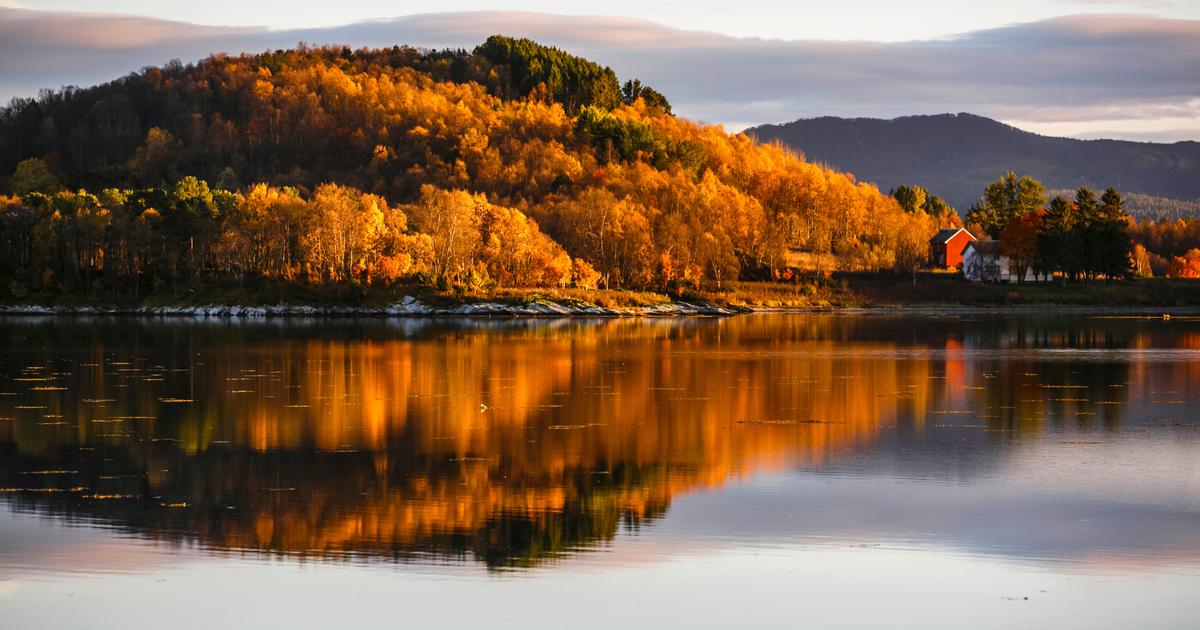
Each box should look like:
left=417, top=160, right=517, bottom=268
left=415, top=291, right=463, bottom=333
left=965, top=172, right=1046, bottom=239
left=571, top=258, right=601, bottom=290
left=128, top=128, right=181, bottom=187
left=1168, top=249, right=1200, bottom=278
left=1074, top=187, right=1101, bottom=279
left=1132, top=244, right=1153, bottom=278
left=924, top=195, right=957, bottom=222
left=219, top=184, right=307, bottom=281
left=1071, top=186, right=1132, bottom=281
left=1094, top=187, right=1133, bottom=279
left=475, top=36, right=623, bottom=112
left=167, top=176, right=220, bottom=282
left=0, top=195, right=40, bottom=290
left=405, top=186, right=484, bottom=285
left=891, top=210, right=935, bottom=284
left=620, top=79, right=672, bottom=114
left=549, top=187, right=655, bottom=289
left=1040, top=195, right=1081, bottom=282
left=479, top=203, right=575, bottom=287
left=304, top=184, right=388, bottom=284
left=1036, top=187, right=1133, bottom=282
left=10, top=158, right=60, bottom=196
left=1000, top=210, right=1043, bottom=283
left=892, top=185, right=928, bottom=214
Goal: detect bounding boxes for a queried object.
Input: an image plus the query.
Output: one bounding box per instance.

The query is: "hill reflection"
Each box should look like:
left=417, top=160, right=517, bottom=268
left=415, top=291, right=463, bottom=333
left=0, top=314, right=1194, bottom=568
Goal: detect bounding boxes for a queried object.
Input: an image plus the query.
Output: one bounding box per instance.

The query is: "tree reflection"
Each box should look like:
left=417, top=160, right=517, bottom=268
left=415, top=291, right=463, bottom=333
left=0, top=314, right=1190, bottom=568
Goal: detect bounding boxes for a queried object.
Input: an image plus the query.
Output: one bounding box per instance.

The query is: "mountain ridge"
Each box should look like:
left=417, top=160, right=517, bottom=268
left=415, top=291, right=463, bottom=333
left=747, top=113, right=1200, bottom=212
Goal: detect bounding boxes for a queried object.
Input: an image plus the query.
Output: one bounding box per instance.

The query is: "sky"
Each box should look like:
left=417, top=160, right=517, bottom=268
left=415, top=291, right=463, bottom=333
left=11, top=0, right=1200, bottom=41
left=1, top=1, right=1198, bottom=141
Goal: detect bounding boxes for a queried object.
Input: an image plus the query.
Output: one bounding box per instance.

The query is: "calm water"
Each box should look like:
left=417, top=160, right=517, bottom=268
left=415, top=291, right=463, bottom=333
left=0, top=313, right=1197, bottom=628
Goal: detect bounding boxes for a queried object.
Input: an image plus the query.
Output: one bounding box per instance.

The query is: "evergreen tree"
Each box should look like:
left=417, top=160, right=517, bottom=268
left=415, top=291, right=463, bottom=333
left=1096, top=187, right=1133, bottom=279
left=892, top=185, right=928, bottom=214
left=1040, top=195, right=1081, bottom=282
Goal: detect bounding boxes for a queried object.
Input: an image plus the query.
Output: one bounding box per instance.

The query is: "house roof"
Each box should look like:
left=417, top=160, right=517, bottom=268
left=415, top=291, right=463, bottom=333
left=929, top=227, right=975, bottom=244
left=964, top=240, right=1002, bottom=256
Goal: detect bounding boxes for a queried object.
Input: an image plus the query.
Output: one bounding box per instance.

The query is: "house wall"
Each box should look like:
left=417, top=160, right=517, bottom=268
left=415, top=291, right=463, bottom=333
left=962, top=248, right=984, bottom=281
left=963, top=248, right=1048, bottom=283
left=929, top=242, right=945, bottom=266
left=944, top=232, right=974, bottom=267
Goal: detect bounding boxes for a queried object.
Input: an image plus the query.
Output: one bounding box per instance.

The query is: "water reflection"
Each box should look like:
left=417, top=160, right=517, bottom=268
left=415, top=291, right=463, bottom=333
left=0, top=314, right=1197, bottom=570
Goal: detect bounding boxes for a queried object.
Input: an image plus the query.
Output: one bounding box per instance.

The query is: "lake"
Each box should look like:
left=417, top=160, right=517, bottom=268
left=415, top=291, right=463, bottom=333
left=0, top=313, right=1197, bottom=628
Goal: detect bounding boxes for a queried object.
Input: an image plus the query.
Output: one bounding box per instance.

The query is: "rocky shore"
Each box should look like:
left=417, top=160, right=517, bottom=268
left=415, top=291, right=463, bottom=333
left=0, top=295, right=746, bottom=318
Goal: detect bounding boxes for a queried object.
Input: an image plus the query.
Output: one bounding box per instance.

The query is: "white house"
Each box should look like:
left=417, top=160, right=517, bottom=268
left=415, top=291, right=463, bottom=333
left=962, top=240, right=1045, bottom=283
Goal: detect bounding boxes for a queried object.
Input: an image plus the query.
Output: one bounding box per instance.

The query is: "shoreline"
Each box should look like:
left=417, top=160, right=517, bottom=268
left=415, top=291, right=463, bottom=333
left=1, top=299, right=1197, bottom=318
left=0, top=297, right=745, bottom=318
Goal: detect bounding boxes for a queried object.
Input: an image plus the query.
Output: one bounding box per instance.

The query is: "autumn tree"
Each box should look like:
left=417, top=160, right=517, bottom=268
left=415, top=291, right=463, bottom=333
left=479, top=204, right=573, bottom=287
left=1000, top=210, right=1044, bottom=282
left=304, top=184, right=388, bottom=284
left=1131, top=244, right=1154, bottom=278
left=405, top=186, right=485, bottom=286
left=1168, top=249, right=1200, bottom=278
left=548, top=188, right=655, bottom=289
left=891, top=209, right=937, bottom=284
left=219, top=184, right=307, bottom=281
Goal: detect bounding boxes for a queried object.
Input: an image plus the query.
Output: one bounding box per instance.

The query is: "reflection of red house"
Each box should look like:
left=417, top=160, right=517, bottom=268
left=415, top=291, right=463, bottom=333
left=928, top=228, right=976, bottom=268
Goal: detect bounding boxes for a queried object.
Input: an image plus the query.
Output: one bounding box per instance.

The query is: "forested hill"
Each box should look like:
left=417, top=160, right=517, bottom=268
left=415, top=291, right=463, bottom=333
left=0, top=36, right=674, bottom=192
left=747, top=114, right=1200, bottom=213
left=0, top=37, right=943, bottom=299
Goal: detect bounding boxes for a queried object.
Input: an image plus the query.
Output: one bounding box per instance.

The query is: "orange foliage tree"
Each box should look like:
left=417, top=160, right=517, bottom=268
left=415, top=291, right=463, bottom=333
left=1168, top=249, right=1200, bottom=278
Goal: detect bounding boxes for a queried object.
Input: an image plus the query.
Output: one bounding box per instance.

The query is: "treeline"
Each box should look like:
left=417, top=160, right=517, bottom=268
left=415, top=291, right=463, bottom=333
left=0, top=167, right=943, bottom=299
left=964, top=172, right=1133, bottom=282
left=0, top=39, right=950, bottom=299
left=1128, top=218, right=1200, bottom=278
left=962, top=172, right=1200, bottom=280
left=1050, top=189, right=1200, bottom=223
left=0, top=179, right=603, bottom=298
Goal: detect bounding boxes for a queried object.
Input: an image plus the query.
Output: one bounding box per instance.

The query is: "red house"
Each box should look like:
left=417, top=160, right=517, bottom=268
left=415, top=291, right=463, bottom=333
left=928, top=228, right=976, bottom=268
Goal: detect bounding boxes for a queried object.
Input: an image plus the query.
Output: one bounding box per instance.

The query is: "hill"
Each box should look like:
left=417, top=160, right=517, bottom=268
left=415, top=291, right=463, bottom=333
left=1048, top=190, right=1200, bottom=222
left=0, top=38, right=940, bottom=301
left=747, top=113, right=1200, bottom=214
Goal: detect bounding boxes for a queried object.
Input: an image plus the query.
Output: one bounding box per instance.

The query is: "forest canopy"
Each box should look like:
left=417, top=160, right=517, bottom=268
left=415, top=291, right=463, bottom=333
left=0, top=38, right=950, bottom=299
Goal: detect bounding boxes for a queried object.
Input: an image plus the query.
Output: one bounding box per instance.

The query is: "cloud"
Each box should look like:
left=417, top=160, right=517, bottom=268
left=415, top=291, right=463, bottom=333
left=2, top=8, right=1197, bottom=140
left=0, top=8, right=264, bottom=96
left=1064, top=0, right=1167, bottom=6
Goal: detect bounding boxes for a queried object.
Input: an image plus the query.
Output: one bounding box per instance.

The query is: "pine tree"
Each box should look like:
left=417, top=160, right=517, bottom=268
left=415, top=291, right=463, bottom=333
left=1097, top=188, right=1133, bottom=279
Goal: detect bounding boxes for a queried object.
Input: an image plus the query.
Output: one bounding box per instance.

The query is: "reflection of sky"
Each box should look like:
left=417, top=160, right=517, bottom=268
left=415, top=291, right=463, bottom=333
left=1, top=506, right=1197, bottom=629
left=2, top=425, right=1197, bottom=627
left=3, top=432, right=1196, bottom=574
left=0, top=314, right=1198, bottom=626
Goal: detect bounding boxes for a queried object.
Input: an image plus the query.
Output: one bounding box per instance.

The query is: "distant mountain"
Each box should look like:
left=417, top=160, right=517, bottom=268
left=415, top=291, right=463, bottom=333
left=747, top=113, right=1200, bottom=215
